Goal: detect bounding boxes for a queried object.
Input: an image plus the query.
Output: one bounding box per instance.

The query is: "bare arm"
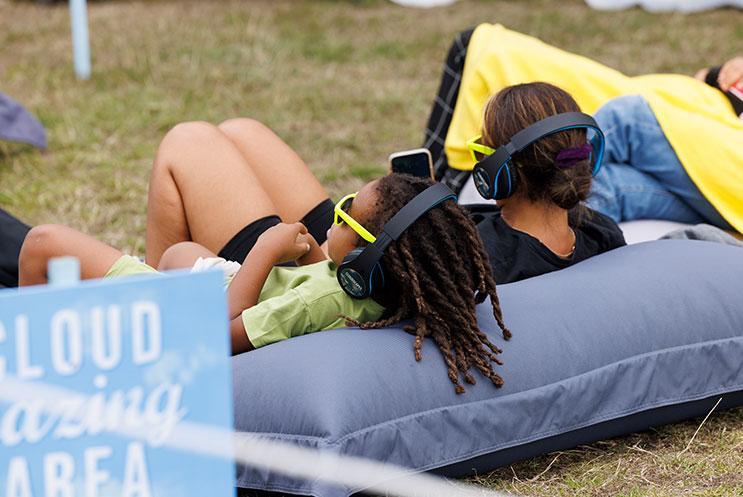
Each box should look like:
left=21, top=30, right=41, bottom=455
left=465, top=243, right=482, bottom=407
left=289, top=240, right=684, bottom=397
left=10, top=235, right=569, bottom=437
left=227, top=242, right=277, bottom=354
left=226, top=222, right=312, bottom=354
left=19, top=224, right=124, bottom=286
left=227, top=242, right=278, bottom=320
left=230, top=316, right=254, bottom=354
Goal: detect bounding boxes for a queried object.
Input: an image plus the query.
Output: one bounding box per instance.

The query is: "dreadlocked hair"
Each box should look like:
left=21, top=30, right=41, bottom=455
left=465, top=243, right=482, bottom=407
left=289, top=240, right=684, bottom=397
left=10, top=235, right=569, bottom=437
left=347, top=173, right=511, bottom=394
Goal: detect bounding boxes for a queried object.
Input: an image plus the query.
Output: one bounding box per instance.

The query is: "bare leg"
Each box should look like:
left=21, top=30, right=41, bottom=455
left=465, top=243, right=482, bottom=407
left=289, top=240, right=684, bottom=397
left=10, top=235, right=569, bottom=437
left=19, top=225, right=123, bottom=286
left=217, top=118, right=329, bottom=223
left=157, top=241, right=218, bottom=271
left=146, top=121, right=279, bottom=266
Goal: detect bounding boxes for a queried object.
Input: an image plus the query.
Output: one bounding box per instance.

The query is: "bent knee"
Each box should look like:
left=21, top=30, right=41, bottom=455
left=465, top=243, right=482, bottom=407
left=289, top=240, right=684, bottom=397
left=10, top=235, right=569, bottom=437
left=154, top=121, right=222, bottom=167
left=217, top=117, right=271, bottom=142
left=158, top=241, right=212, bottom=271
left=20, top=224, right=67, bottom=264
left=166, top=121, right=219, bottom=142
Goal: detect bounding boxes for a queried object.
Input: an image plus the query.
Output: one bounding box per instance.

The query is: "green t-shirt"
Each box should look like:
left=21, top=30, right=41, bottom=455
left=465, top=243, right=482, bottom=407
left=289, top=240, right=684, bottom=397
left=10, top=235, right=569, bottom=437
left=103, top=256, right=384, bottom=349
left=242, top=261, right=385, bottom=348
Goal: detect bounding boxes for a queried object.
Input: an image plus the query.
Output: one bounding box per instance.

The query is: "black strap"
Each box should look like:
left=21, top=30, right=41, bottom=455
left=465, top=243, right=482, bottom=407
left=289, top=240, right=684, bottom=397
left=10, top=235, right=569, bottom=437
left=380, top=183, right=456, bottom=247
left=510, top=112, right=599, bottom=150
left=705, top=66, right=722, bottom=89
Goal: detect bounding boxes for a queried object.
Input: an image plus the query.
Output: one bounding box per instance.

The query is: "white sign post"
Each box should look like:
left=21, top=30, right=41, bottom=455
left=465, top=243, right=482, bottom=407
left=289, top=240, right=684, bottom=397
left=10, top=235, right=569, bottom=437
left=69, top=0, right=91, bottom=80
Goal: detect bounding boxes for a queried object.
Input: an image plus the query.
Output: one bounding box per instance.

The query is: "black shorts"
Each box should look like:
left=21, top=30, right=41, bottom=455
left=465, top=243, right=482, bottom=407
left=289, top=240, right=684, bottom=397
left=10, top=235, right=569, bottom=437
left=217, top=199, right=334, bottom=263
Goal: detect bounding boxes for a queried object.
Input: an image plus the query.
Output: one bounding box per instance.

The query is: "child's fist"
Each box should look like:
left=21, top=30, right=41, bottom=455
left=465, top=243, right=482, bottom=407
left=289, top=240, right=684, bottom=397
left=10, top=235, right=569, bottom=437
left=257, top=222, right=313, bottom=263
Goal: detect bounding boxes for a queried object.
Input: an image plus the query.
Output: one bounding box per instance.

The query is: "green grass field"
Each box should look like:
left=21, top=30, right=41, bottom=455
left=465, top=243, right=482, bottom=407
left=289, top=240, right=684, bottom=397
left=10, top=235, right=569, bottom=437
left=2, top=0, right=742, bottom=495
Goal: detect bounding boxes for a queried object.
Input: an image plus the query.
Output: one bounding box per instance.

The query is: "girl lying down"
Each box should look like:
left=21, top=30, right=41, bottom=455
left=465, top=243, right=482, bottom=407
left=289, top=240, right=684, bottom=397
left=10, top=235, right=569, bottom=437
left=19, top=174, right=511, bottom=394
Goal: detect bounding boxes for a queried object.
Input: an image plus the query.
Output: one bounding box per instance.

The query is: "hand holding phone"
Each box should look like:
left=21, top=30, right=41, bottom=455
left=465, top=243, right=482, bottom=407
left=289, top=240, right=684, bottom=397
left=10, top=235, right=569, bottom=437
left=389, top=148, right=434, bottom=179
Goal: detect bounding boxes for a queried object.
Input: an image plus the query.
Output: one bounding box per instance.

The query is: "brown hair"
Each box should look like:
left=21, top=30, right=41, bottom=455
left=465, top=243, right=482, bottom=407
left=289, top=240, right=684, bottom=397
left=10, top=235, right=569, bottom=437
left=348, top=174, right=511, bottom=394
left=481, top=82, right=592, bottom=213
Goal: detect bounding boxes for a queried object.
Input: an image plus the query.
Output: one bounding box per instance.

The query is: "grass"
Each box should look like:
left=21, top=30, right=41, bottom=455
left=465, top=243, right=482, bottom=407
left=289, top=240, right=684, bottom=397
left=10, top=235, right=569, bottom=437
left=1, top=0, right=742, bottom=495
left=474, top=405, right=743, bottom=496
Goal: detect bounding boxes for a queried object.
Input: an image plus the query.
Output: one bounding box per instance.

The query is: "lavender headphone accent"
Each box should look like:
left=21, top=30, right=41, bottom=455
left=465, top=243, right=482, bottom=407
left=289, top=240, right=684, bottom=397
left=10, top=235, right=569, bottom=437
left=555, top=143, right=593, bottom=169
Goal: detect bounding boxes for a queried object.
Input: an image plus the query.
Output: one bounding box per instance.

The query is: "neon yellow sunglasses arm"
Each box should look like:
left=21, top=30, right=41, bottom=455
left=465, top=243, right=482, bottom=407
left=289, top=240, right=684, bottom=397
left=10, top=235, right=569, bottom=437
left=334, top=193, right=377, bottom=244
left=466, top=134, right=496, bottom=163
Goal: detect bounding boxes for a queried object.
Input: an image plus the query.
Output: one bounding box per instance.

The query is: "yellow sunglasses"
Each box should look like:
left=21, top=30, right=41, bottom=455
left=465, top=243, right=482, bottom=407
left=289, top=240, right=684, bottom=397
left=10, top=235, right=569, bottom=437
left=466, top=134, right=496, bottom=163
left=334, top=192, right=377, bottom=243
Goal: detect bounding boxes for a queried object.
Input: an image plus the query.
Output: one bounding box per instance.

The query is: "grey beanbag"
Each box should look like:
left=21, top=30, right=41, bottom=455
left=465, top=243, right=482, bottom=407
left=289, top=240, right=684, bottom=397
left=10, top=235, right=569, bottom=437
left=232, top=240, right=743, bottom=497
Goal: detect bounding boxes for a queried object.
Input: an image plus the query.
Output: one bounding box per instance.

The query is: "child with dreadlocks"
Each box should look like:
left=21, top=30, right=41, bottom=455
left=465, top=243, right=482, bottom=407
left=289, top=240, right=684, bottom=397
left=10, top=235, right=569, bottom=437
left=19, top=173, right=510, bottom=393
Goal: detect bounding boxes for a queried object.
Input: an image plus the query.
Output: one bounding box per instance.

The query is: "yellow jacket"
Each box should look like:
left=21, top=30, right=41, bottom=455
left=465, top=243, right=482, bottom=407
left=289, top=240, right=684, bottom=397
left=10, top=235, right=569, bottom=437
left=446, top=24, right=743, bottom=232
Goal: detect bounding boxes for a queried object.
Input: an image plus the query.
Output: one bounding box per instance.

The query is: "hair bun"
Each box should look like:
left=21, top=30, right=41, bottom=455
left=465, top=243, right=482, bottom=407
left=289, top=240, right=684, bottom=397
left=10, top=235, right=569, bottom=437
left=548, top=162, right=592, bottom=210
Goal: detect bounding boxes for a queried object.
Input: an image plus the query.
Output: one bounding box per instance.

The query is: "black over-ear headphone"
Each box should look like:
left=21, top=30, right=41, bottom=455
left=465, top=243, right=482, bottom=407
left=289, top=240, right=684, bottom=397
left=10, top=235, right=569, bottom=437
left=473, top=112, right=605, bottom=201
left=337, top=182, right=457, bottom=299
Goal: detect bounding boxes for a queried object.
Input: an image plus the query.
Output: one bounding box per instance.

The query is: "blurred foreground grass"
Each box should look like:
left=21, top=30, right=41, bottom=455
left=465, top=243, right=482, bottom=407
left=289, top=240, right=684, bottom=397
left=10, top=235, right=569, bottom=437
left=1, top=1, right=742, bottom=495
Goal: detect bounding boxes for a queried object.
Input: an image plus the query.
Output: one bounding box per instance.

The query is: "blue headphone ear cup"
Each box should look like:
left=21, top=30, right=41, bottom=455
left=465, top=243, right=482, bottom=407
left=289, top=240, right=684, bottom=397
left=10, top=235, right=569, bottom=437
left=341, top=247, right=364, bottom=266
left=338, top=247, right=386, bottom=299
left=338, top=248, right=368, bottom=298
left=473, top=165, right=494, bottom=199
left=493, top=160, right=517, bottom=200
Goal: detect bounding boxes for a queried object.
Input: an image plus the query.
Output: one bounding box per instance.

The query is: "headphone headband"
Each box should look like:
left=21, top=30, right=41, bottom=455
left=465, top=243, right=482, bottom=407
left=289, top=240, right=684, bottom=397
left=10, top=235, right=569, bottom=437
left=481, top=112, right=601, bottom=175
left=381, top=182, right=457, bottom=242
left=510, top=112, right=599, bottom=151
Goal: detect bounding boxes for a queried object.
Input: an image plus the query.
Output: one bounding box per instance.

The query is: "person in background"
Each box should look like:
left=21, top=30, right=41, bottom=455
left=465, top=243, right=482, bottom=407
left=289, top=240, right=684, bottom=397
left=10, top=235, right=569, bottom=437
left=586, top=56, right=743, bottom=231
left=442, top=25, right=742, bottom=235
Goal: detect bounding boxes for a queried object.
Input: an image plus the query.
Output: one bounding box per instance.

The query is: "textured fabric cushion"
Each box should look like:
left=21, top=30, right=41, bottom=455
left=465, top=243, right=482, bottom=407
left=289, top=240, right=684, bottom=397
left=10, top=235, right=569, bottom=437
left=232, top=240, right=743, bottom=497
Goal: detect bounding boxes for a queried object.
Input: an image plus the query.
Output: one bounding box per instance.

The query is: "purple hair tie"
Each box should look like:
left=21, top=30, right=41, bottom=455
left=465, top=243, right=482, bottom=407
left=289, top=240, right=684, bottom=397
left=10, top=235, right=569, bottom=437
left=555, top=143, right=593, bottom=168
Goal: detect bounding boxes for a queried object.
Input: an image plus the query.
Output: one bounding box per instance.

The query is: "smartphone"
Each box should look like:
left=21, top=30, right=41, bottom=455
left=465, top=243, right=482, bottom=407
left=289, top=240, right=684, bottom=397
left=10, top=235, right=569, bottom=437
left=389, top=148, right=434, bottom=180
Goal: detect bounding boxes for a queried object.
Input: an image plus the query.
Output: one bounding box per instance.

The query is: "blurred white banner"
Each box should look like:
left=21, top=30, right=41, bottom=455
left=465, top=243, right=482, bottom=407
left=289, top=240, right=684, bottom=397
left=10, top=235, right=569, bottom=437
left=390, top=0, right=459, bottom=8
left=585, top=0, right=742, bottom=12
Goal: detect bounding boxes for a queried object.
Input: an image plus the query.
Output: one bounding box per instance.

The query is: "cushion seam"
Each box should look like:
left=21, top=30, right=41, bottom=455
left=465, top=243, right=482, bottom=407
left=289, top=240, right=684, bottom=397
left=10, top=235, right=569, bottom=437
left=330, top=335, right=743, bottom=445
left=235, top=386, right=743, bottom=496
left=236, top=336, right=742, bottom=444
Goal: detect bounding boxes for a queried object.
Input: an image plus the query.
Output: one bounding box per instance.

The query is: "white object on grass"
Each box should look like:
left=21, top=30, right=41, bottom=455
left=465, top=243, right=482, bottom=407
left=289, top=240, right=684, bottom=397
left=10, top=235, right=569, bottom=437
left=389, top=0, right=460, bottom=8
left=585, top=0, right=742, bottom=12
left=70, top=0, right=92, bottom=79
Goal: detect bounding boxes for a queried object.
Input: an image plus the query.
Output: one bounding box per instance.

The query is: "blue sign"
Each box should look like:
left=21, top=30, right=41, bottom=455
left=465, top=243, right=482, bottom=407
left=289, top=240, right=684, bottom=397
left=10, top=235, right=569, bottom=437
left=0, top=271, right=234, bottom=497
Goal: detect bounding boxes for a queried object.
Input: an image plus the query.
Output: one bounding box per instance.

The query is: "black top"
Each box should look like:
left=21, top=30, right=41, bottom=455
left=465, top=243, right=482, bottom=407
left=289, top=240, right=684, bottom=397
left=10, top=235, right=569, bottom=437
left=468, top=205, right=626, bottom=285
